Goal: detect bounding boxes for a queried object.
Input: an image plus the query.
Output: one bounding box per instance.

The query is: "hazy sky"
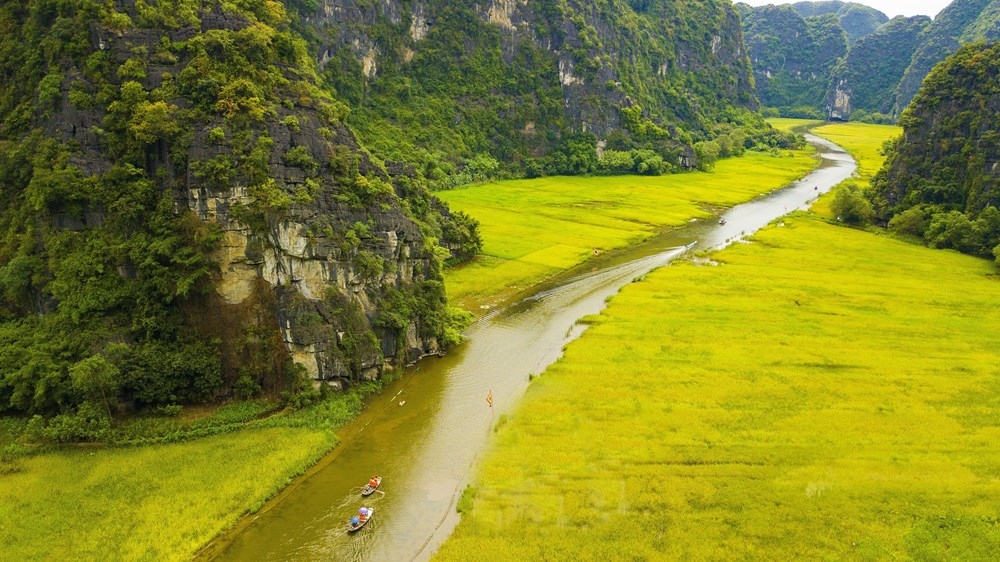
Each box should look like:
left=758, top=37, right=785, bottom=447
left=734, top=0, right=953, bottom=18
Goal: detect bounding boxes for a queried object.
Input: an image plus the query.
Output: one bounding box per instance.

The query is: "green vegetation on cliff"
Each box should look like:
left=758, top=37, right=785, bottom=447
left=894, top=0, right=1000, bottom=115
left=871, top=41, right=1000, bottom=262
left=306, top=0, right=793, bottom=182
left=0, top=0, right=478, bottom=430
left=826, top=15, right=931, bottom=121
left=791, top=0, right=888, bottom=43
left=741, top=4, right=848, bottom=118
left=740, top=0, right=1000, bottom=123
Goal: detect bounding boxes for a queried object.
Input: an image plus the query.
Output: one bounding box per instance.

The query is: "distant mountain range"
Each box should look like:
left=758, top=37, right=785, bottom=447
left=738, top=0, right=1000, bottom=121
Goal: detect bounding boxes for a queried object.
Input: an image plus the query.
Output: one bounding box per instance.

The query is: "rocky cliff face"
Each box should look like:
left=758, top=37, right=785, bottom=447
left=894, top=0, right=1000, bottom=116
left=301, top=0, right=758, bottom=174
left=0, top=0, right=476, bottom=413
left=825, top=15, right=931, bottom=120
left=740, top=4, right=848, bottom=114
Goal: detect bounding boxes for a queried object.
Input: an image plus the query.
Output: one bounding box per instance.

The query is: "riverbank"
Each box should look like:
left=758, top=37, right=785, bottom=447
left=0, top=140, right=823, bottom=562
left=432, top=124, right=1000, bottom=560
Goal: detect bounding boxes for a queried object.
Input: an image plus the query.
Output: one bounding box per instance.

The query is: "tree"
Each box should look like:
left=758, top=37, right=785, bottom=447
left=69, top=355, right=121, bottom=419
left=831, top=183, right=874, bottom=225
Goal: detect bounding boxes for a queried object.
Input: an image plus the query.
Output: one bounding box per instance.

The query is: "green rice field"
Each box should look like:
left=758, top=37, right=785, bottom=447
left=433, top=210, right=1000, bottom=560
left=811, top=122, right=900, bottom=185
left=440, top=149, right=816, bottom=308
left=808, top=122, right=900, bottom=219
left=764, top=117, right=817, bottom=132
left=0, top=427, right=334, bottom=561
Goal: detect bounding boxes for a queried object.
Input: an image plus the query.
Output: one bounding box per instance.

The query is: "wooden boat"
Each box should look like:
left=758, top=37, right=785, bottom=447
left=348, top=507, right=374, bottom=532
left=361, top=476, right=382, bottom=496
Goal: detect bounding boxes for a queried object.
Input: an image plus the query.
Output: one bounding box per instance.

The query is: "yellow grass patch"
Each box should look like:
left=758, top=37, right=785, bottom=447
left=766, top=117, right=821, bottom=132
left=441, top=149, right=817, bottom=307
left=0, top=427, right=334, bottom=561
left=809, top=122, right=901, bottom=219
left=434, top=213, right=1000, bottom=560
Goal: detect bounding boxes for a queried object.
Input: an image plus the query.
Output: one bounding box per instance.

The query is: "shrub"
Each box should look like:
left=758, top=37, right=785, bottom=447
left=234, top=374, right=263, bottom=400
left=831, top=183, right=875, bottom=225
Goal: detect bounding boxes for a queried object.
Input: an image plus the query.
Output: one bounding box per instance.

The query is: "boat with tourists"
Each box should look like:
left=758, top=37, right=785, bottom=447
left=348, top=507, right=374, bottom=532
left=361, top=475, right=382, bottom=496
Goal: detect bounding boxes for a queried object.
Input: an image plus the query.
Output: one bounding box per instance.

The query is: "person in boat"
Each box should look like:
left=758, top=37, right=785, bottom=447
left=350, top=515, right=361, bottom=526
left=368, top=474, right=379, bottom=488
left=358, top=507, right=370, bottom=521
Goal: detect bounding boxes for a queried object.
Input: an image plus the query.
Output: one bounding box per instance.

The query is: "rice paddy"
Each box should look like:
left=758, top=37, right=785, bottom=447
left=433, top=210, right=1000, bottom=561
left=0, top=427, right=335, bottom=561
left=810, top=122, right=900, bottom=186
left=808, top=122, right=900, bottom=219
left=440, top=149, right=817, bottom=308
left=432, top=122, right=1000, bottom=559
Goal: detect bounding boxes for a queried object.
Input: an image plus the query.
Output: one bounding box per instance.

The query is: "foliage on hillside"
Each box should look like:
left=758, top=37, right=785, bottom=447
left=871, top=41, right=1000, bottom=263
left=740, top=0, right=1000, bottom=123
left=826, top=15, right=931, bottom=121
left=894, top=0, right=1000, bottom=115
left=0, top=0, right=477, bottom=425
left=741, top=4, right=848, bottom=117
left=790, top=0, right=888, bottom=43
left=302, top=0, right=796, bottom=183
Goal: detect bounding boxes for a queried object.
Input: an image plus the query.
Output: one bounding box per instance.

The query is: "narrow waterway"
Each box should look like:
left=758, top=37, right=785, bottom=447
left=204, top=132, right=855, bottom=562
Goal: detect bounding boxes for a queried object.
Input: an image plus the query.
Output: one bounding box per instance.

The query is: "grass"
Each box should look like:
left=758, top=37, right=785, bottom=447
left=440, top=149, right=817, bottom=308
left=432, top=211, right=1000, bottom=561
left=0, top=427, right=335, bottom=561
left=0, top=382, right=381, bottom=561
left=765, top=117, right=821, bottom=132
left=808, top=122, right=901, bottom=219
left=811, top=122, right=900, bottom=186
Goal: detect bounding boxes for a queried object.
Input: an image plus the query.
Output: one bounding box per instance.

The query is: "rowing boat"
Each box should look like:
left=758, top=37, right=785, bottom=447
left=361, top=476, right=382, bottom=496
left=348, top=507, right=374, bottom=532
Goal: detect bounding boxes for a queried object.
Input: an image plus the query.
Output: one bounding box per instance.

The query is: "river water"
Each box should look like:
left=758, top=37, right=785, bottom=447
left=204, top=133, right=855, bottom=562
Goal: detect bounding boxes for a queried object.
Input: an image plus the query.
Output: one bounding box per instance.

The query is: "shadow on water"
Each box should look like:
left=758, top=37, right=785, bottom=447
left=204, top=132, right=855, bottom=562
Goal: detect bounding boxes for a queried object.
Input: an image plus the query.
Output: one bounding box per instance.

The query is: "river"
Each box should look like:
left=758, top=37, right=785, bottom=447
left=203, top=132, right=855, bottom=561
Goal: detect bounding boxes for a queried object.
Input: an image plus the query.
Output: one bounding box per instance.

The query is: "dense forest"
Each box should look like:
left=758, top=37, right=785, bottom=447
left=742, top=0, right=1000, bottom=121
left=870, top=41, right=1000, bottom=262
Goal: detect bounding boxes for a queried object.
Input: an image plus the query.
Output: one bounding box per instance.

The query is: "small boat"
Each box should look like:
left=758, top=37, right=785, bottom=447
left=361, top=476, right=382, bottom=496
left=348, top=507, right=374, bottom=532
left=718, top=218, right=727, bottom=225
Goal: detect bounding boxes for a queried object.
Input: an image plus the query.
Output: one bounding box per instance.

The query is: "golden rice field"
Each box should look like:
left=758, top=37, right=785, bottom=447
left=440, top=149, right=816, bottom=308
left=808, top=122, right=900, bottom=219
left=0, top=426, right=334, bottom=561
left=812, top=122, right=900, bottom=185
left=764, top=117, right=818, bottom=132
left=433, top=211, right=1000, bottom=561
